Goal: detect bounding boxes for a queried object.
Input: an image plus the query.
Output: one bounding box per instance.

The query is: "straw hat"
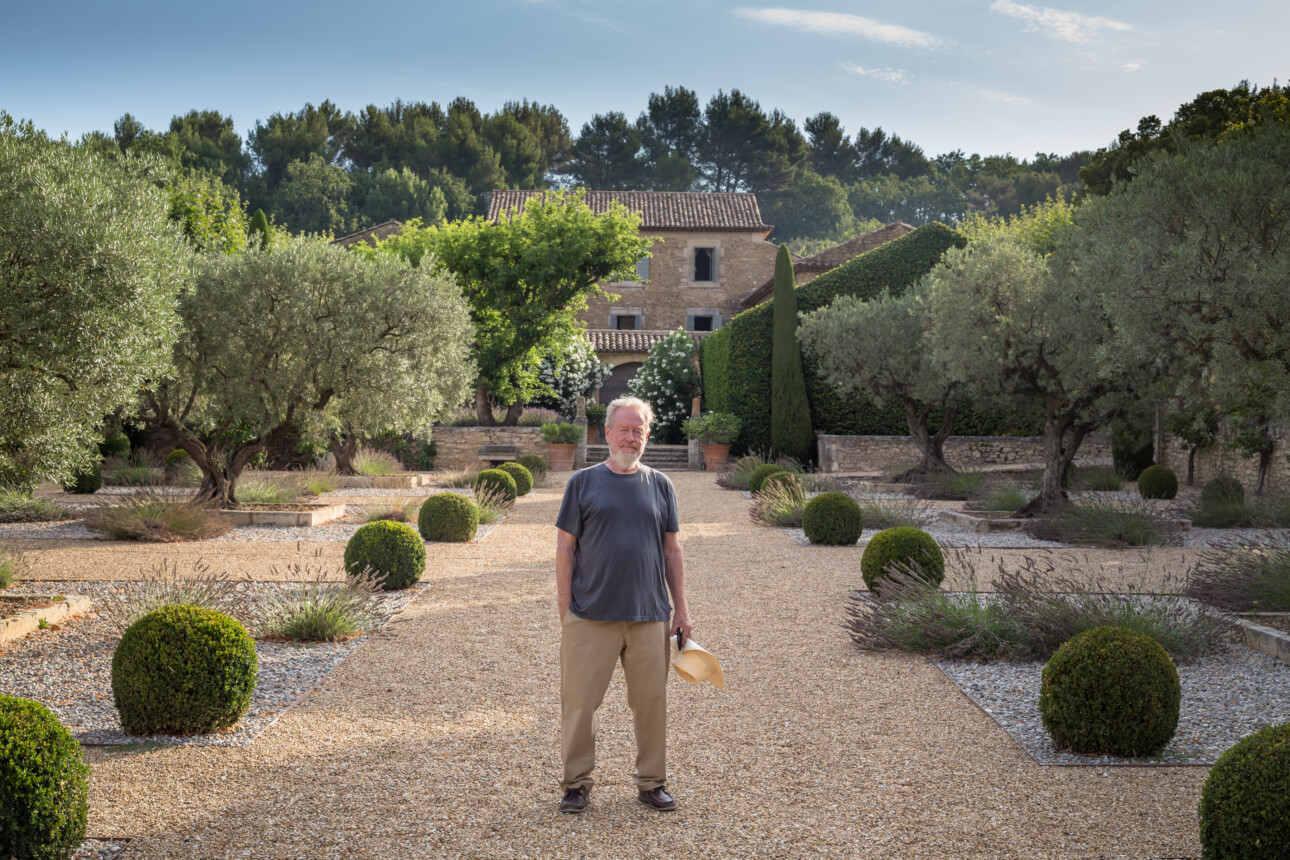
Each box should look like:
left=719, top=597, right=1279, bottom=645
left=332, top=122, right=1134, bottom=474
left=671, top=637, right=725, bottom=688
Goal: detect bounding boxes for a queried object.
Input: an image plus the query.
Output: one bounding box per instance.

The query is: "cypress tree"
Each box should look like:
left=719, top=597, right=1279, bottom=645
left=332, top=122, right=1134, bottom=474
left=248, top=208, right=271, bottom=250
left=770, top=244, right=815, bottom=463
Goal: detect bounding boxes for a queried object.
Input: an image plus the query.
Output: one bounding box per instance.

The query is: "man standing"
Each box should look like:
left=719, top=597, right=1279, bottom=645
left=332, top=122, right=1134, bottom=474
left=554, top=395, right=692, bottom=814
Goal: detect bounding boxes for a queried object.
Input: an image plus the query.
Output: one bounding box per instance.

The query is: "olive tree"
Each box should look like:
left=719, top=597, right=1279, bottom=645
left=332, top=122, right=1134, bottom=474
left=0, top=115, right=187, bottom=490
left=798, top=281, right=960, bottom=481
left=141, top=236, right=473, bottom=503
left=926, top=216, right=1152, bottom=512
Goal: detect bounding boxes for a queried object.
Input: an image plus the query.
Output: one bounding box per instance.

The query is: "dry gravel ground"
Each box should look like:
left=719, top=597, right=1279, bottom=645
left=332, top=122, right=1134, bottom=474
left=5, top=472, right=1211, bottom=858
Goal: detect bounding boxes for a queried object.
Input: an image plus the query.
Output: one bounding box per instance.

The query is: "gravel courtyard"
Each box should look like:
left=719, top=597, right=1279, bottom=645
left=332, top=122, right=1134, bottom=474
left=11, top=472, right=1212, bottom=858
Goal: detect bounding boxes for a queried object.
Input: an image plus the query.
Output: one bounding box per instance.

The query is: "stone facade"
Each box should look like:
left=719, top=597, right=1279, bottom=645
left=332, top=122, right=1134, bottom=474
left=816, top=434, right=1113, bottom=474
left=587, top=230, right=779, bottom=332
left=433, top=426, right=549, bottom=472
left=1157, top=425, right=1289, bottom=492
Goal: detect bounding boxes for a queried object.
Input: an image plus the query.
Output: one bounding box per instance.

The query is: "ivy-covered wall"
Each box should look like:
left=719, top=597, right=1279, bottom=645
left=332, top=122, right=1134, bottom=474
left=702, top=222, right=994, bottom=454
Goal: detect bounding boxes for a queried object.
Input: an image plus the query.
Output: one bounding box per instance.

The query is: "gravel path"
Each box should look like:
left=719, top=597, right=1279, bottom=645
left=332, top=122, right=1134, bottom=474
left=1, top=474, right=1238, bottom=856
left=933, top=647, right=1290, bottom=766
left=2, top=581, right=426, bottom=746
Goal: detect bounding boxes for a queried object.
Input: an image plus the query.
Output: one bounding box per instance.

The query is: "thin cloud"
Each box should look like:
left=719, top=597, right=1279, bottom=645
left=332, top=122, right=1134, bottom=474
left=989, top=0, right=1131, bottom=45
left=977, top=88, right=1032, bottom=106
left=1120, top=59, right=1145, bottom=72
left=734, top=8, right=941, bottom=49
left=842, top=64, right=910, bottom=84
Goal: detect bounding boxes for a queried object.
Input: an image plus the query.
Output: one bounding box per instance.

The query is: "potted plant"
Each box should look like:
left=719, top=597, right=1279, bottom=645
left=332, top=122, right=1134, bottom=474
left=682, top=412, right=741, bottom=470
left=585, top=403, right=607, bottom=444
left=541, top=422, right=583, bottom=471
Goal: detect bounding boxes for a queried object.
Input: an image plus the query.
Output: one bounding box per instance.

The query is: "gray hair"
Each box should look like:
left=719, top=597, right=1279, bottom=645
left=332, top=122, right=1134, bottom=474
left=605, top=396, right=654, bottom=430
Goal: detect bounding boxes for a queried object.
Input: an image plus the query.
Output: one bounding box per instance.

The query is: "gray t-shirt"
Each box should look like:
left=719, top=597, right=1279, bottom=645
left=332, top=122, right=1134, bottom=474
left=555, top=463, right=679, bottom=622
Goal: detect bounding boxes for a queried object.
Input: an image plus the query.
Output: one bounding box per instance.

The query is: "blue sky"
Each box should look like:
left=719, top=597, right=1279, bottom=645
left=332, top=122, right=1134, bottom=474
left=2, top=0, right=1285, bottom=160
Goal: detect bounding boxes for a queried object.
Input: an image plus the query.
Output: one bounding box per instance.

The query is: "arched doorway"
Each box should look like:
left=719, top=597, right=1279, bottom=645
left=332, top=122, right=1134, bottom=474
left=599, top=362, right=642, bottom=406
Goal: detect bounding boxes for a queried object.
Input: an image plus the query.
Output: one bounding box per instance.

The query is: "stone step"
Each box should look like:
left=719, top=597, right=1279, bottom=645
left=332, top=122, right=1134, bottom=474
left=585, top=445, right=692, bottom=469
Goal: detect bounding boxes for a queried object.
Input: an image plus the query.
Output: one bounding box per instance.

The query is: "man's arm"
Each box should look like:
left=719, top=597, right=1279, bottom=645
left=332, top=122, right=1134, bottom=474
left=663, top=531, right=692, bottom=644
left=556, top=527, right=577, bottom=620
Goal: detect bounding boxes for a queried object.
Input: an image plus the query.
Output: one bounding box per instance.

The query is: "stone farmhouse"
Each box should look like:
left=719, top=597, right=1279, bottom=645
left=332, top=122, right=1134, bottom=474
left=336, top=196, right=913, bottom=405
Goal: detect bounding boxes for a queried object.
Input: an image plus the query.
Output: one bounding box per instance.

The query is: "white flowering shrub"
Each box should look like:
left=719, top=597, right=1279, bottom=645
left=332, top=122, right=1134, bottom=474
left=629, top=329, right=700, bottom=443
left=535, top=336, right=612, bottom=419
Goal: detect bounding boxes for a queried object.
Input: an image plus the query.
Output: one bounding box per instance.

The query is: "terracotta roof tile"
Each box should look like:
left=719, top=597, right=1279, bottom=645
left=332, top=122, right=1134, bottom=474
left=586, top=329, right=710, bottom=353
left=489, top=191, right=771, bottom=232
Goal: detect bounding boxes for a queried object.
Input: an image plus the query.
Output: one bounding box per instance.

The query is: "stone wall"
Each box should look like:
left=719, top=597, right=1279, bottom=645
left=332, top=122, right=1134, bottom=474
left=580, top=230, right=778, bottom=332
left=1157, top=426, right=1289, bottom=492
left=816, top=434, right=1113, bottom=474
left=433, top=426, right=549, bottom=472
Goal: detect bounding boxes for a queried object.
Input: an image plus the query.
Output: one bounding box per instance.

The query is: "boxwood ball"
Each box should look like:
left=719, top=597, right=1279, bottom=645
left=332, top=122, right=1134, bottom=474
left=344, top=520, right=427, bottom=590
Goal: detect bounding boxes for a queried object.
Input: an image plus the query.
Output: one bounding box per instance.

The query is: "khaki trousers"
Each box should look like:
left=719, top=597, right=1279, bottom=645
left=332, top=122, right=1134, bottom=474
left=560, top=613, right=669, bottom=792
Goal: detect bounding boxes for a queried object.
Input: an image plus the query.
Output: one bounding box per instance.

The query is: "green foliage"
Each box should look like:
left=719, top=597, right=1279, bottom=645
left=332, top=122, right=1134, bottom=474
left=540, top=422, right=582, bottom=445
left=0, top=551, right=20, bottom=589
left=1111, top=417, right=1154, bottom=481
left=770, top=245, right=815, bottom=462
left=968, top=479, right=1029, bottom=512
left=701, top=223, right=967, bottom=453
left=0, top=695, right=90, bottom=860
left=1038, top=626, right=1180, bottom=757
left=517, top=454, right=547, bottom=482
left=474, top=468, right=518, bottom=503
left=497, top=462, right=533, bottom=496
left=749, top=479, right=806, bottom=527
left=1202, top=476, right=1244, bottom=507
left=747, top=463, right=787, bottom=495
left=1199, top=722, right=1290, bottom=859
left=1075, top=466, right=1123, bottom=492
left=418, top=491, right=479, bottom=542
left=110, top=605, right=258, bottom=735
left=629, top=329, right=700, bottom=443
left=861, top=526, right=944, bottom=591
left=100, top=432, right=131, bottom=459
left=585, top=403, right=607, bottom=426
left=271, top=153, right=357, bottom=235
left=164, top=449, right=191, bottom=467
left=236, top=476, right=299, bottom=504
left=0, top=116, right=188, bottom=492
left=343, top=520, right=426, bottom=590
left=0, top=489, right=72, bottom=525
left=248, top=208, right=271, bottom=250
left=681, top=412, right=741, bottom=444
left=801, top=491, right=863, bottom=546
left=1030, top=497, right=1183, bottom=548
left=1188, top=540, right=1290, bottom=612
left=760, top=470, right=804, bottom=501
left=257, top=579, right=376, bottom=643
left=83, top=494, right=231, bottom=541
left=352, top=447, right=403, bottom=477
left=62, top=464, right=102, bottom=494
left=166, top=168, right=247, bottom=254
left=533, top=334, right=612, bottom=419
left=1137, top=465, right=1178, bottom=500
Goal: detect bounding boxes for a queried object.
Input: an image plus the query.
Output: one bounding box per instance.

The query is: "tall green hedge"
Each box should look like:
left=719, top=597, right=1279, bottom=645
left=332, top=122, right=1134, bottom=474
left=702, top=222, right=970, bottom=454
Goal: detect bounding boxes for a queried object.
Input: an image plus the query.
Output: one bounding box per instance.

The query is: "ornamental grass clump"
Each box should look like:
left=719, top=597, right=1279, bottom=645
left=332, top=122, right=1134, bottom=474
left=472, top=484, right=514, bottom=525
left=296, top=465, right=339, bottom=496
left=360, top=502, right=418, bottom=523
left=911, top=470, right=985, bottom=500
left=1201, top=475, right=1244, bottom=507
left=966, top=478, right=1030, bottom=512
left=862, top=527, right=945, bottom=592
left=344, top=521, right=425, bottom=590
left=801, top=492, right=862, bottom=546
left=1038, top=626, right=1181, bottom=757
left=749, top=481, right=806, bottom=527
left=83, top=492, right=232, bottom=542
left=101, top=452, right=163, bottom=487
left=1137, top=465, right=1178, bottom=500
left=0, top=488, right=71, bottom=524
left=0, top=549, right=22, bottom=589
left=100, top=559, right=249, bottom=632
left=418, top=492, right=479, bottom=542
left=1028, top=496, right=1183, bottom=548
left=760, top=470, right=804, bottom=501
left=747, top=463, right=787, bottom=495
left=852, top=495, right=932, bottom=531
left=353, top=446, right=404, bottom=477
left=497, top=462, right=533, bottom=496
left=474, top=468, right=518, bottom=503
left=1198, top=723, right=1290, bottom=859
left=111, top=605, right=258, bottom=735
left=236, top=474, right=300, bottom=505
left=717, top=454, right=767, bottom=491
left=1074, top=466, right=1123, bottom=492
left=254, top=566, right=378, bottom=643
left=1188, top=539, right=1290, bottom=612
left=846, top=552, right=1231, bottom=663
left=0, top=695, right=90, bottom=860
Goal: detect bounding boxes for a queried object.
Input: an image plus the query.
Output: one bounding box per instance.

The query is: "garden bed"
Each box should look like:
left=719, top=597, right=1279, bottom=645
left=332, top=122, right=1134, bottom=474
left=0, top=592, right=92, bottom=645
left=220, top=503, right=346, bottom=527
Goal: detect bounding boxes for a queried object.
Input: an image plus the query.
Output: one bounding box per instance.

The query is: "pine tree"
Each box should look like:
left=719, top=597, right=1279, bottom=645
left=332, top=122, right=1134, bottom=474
left=770, top=244, right=814, bottom=463
left=248, top=208, right=271, bottom=250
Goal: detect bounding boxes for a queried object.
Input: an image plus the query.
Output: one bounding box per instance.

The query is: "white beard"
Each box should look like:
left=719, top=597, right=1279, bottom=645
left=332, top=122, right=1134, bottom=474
left=609, top=448, right=641, bottom=470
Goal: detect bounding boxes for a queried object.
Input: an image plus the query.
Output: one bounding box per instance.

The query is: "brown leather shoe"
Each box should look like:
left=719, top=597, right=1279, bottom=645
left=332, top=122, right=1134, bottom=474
left=637, top=786, right=677, bottom=811
left=559, top=786, right=588, bottom=814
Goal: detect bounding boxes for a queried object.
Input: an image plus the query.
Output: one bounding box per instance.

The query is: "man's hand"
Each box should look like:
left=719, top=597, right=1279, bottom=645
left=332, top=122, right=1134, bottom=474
left=672, top=608, right=693, bottom=647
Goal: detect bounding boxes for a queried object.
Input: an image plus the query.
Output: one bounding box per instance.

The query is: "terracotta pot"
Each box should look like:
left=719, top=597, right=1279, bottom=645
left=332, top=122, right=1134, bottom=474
left=587, top=425, right=603, bottom=444
left=546, top=442, right=577, bottom=471
left=700, top=443, right=732, bottom=471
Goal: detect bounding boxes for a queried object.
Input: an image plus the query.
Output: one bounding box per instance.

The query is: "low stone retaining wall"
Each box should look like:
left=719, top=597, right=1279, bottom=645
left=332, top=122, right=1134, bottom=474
left=816, top=434, right=1112, bottom=474
left=1158, top=425, right=1289, bottom=492
left=433, top=426, right=549, bottom=472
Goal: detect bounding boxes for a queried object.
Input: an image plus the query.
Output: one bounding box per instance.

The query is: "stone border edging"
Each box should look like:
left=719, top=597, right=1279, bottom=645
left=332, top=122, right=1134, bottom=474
left=1234, top=614, right=1290, bottom=663
left=220, top=504, right=346, bottom=527
left=0, top=593, right=92, bottom=645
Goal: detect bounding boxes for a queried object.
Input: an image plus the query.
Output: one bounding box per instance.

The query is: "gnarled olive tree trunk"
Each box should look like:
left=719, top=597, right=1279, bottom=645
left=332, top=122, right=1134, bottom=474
left=892, top=400, right=959, bottom=483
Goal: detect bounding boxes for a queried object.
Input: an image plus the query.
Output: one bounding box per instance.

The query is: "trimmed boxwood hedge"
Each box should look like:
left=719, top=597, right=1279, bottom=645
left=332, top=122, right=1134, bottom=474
left=801, top=492, right=862, bottom=545
left=747, top=463, right=787, bottom=495
left=1037, top=626, right=1180, bottom=757
left=418, top=492, right=478, bottom=542
left=63, top=464, right=102, bottom=494
left=1199, top=722, right=1290, bottom=859
left=1137, top=465, right=1178, bottom=500
left=861, top=526, right=945, bottom=591
left=1201, top=475, right=1244, bottom=506
left=517, top=454, right=547, bottom=482
left=0, top=695, right=90, bottom=860
left=702, top=223, right=990, bottom=454
left=110, top=605, right=259, bottom=736
left=474, top=468, right=518, bottom=503
left=344, top=520, right=426, bottom=590
left=497, top=462, right=533, bottom=496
